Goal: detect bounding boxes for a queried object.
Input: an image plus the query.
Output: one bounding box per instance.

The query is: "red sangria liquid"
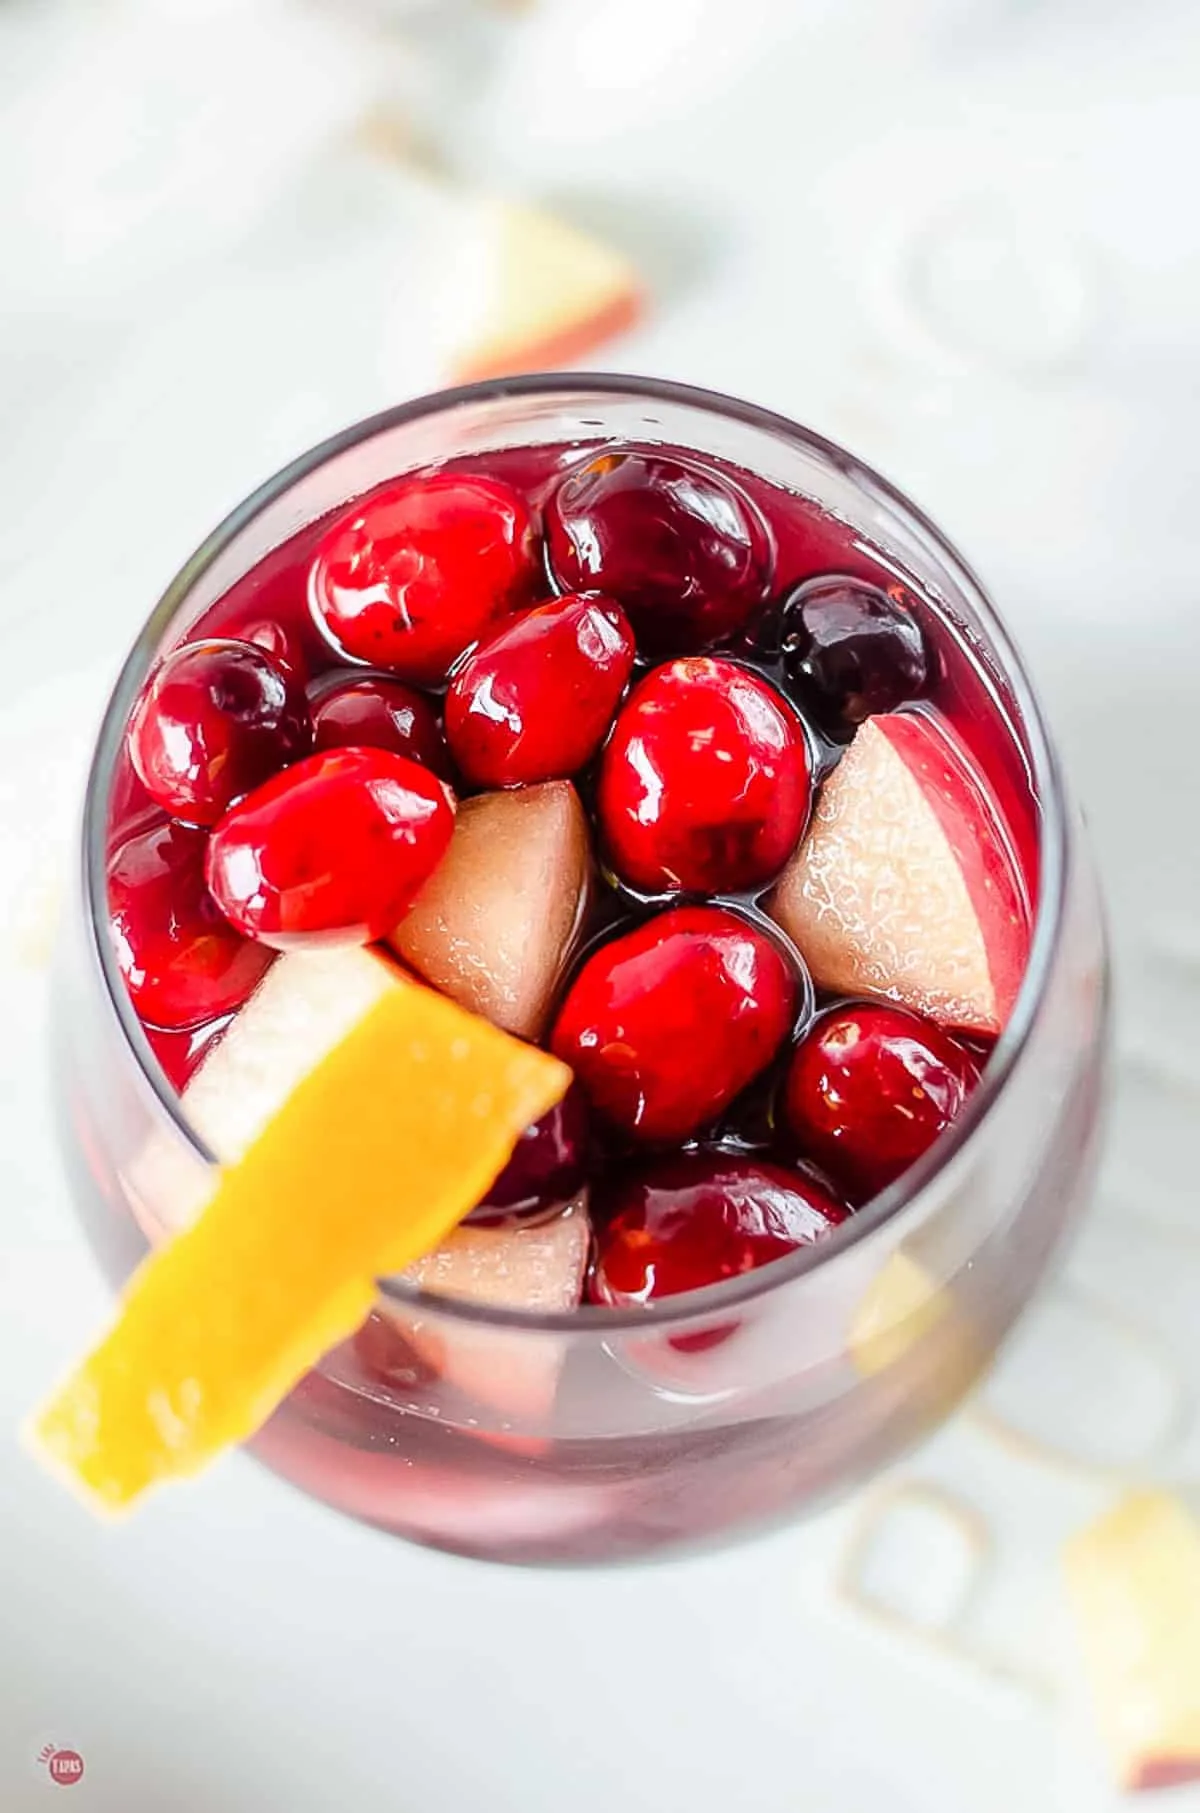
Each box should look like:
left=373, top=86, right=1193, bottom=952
left=61, top=383, right=1105, bottom=1563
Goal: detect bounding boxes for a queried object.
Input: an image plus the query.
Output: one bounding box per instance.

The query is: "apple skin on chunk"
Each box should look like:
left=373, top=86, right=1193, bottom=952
left=390, top=781, right=591, bottom=1042
left=767, top=711, right=1029, bottom=1036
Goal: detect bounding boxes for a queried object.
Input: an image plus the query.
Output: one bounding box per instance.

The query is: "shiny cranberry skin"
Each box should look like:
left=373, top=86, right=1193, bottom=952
left=309, top=473, right=539, bottom=685
left=309, top=673, right=450, bottom=778
left=445, top=593, right=635, bottom=787
left=550, top=906, right=796, bottom=1144
left=589, top=1152, right=848, bottom=1306
left=781, top=1002, right=979, bottom=1201
left=597, top=657, right=811, bottom=895
left=469, top=1084, right=591, bottom=1223
left=128, top=638, right=311, bottom=827
left=242, top=616, right=307, bottom=677
left=781, top=576, right=928, bottom=734
left=546, top=450, right=773, bottom=655
left=206, top=747, right=455, bottom=947
left=108, top=818, right=273, bottom=1029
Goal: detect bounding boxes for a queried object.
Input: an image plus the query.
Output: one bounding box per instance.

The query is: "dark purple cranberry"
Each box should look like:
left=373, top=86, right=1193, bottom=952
left=129, top=638, right=312, bottom=825
left=545, top=450, right=773, bottom=654
left=781, top=576, right=928, bottom=735
left=469, top=1084, right=591, bottom=1223
left=309, top=672, right=451, bottom=779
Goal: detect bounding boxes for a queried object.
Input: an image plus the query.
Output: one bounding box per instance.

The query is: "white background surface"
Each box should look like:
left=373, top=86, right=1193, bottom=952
left=2, top=0, right=1199, bottom=1807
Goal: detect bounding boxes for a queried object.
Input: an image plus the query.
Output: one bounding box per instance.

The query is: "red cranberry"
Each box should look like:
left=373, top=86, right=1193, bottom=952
left=108, top=818, right=273, bottom=1029
left=782, top=577, right=928, bottom=734
left=445, top=593, right=635, bottom=788
left=550, top=906, right=796, bottom=1144
left=128, top=638, right=311, bottom=826
left=589, top=1152, right=848, bottom=1306
left=242, top=616, right=307, bottom=677
left=206, top=747, right=455, bottom=947
left=469, top=1084, right=591, bottom=1223
left=309, top=473, right=539, bottom=685
left=309, top=673, right=450, bottom=778
left=781, top=1002, right=979, bottom=1201
left=597, top=657, right=811, bottom=895
left=545, top=450, right=774, bottom=654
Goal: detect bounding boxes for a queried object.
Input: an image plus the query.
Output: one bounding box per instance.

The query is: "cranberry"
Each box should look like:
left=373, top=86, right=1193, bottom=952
left=309, top=473, right=539, bottom=685
left=589, top=1152, right=848, bottom=1306
left=309, top=673, right=450, bottom=778
left=445, top=593, right=635, bottom=788
left=128, top=638, right=311, bottom=826
left=550, top=906, right=796, bottom=1144
left=469, top=1084, right=591, bottom=1223
left=108, top=818, right=273, bottom=1029
left=206, top=747, right=455, bottom=947
left=242, top=616, right=307, bottom=677
left=597, top=657, right=811, bottom=895
left=780, top=1002, right=978, bottom=1201
left=546, top=450, right=773, bottom=654
left=781, top=576, right=928, bottom=734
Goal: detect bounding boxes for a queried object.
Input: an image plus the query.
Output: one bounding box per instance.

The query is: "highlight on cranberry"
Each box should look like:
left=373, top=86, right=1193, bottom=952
left=597, top=656, right=812, bottom=894
left=545, top=449, right=774, bottom=653
left=108, top=428, right=1036, bottom=1323
left=309, top=471, right=538, bottom=684
left=309, top=672, right=451, bottom=778
left=446, top=592, right=635, bottom=788
left=550, top=906, right=797, bottom=1144
left=108, top=816, right=273, bottom=1029
left=589, top=1153, right=849, bottom=1308
left=206, top=746, right=455, bottom=947
left=781, top=575, right=929, bottom=734
left=780, top=1002, right=979, bottom=1202
left=129, top=637, right=312, bottom=826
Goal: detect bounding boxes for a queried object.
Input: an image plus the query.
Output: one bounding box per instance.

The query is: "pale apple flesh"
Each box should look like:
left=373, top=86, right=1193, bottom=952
left=767, top=711, right=1029, bottom=1036
left=1065, top=1491, right=1200, bottom=1791
left=389, top=780, right=592, bottom=1042
left=379, top=1196, right=591, bottom=1424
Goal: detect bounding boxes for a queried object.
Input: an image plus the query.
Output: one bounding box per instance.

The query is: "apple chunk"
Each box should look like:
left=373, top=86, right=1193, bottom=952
left=767, top=711, right=1029, bottom=1035
left=390, top=781, right=591, bottom=1041
left=1065, top=1491, right=1200, bottom=1791
left=378, top=1197, right=591, bottom=1423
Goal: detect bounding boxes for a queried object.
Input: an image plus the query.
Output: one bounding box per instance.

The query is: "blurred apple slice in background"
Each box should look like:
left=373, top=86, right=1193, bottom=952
left=446, top=198, right=644, bottom=383
left=391, top=781, right=591, bottom=1041
left=767, top=711, right=1029, bottom=1036
left=1065, top=1490, right=1200, bottom=1791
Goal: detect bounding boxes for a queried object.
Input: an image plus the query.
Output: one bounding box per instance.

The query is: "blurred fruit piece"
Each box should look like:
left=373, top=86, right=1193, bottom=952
left=390, top=781, right=590, bottom=1041
left=1065, top=1490, right=1200, bottom=1792
left=448, top=200, right=643, bottom=383
left=380, top=1196, right=591, bottom=1421
left=30, top=956, right=569, bottom=1511
left=767, top=712, right=1029, bottom=1035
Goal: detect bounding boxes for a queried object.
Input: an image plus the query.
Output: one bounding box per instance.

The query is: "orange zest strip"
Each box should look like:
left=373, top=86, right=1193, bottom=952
left=29, top=977, right=569, bottom=1513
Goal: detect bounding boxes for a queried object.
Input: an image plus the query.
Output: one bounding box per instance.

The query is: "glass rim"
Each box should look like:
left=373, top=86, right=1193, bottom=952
left=82, top=371, right=1071, bottom=1336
